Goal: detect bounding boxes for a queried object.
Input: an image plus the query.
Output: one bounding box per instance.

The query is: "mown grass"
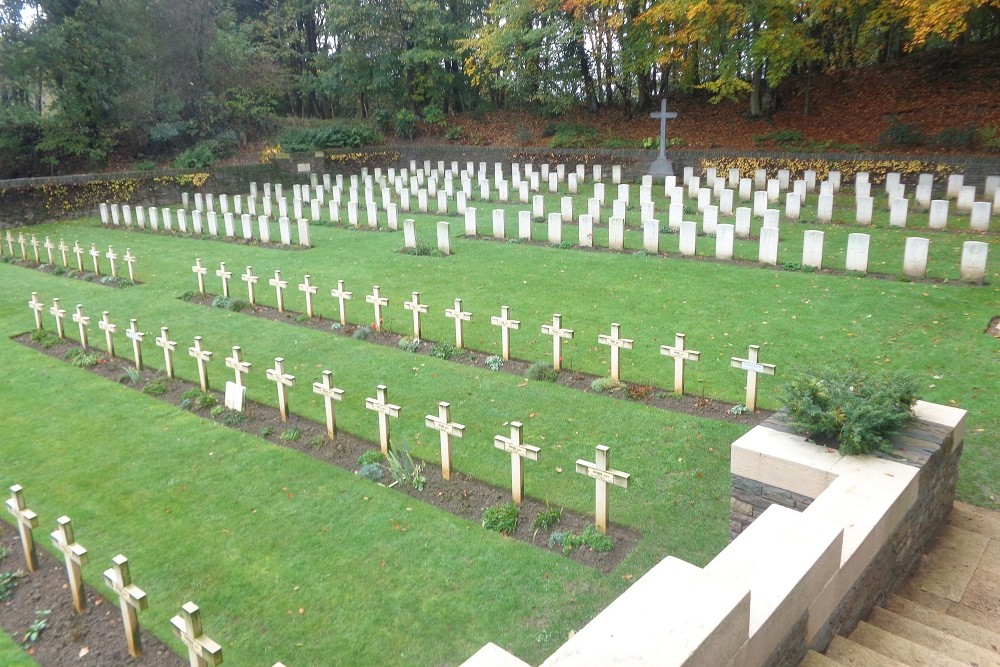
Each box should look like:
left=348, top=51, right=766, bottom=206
left=0, top=628, right=36, bottom=667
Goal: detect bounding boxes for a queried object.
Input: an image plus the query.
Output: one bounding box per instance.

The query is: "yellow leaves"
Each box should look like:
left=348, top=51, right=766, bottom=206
left=259, top=145, right=283, bottom=163
left=700, top=156, right=954, bottom=183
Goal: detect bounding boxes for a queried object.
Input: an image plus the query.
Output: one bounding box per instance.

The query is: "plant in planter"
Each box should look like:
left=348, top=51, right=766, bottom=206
left=779, top=367, right=918, bottom=455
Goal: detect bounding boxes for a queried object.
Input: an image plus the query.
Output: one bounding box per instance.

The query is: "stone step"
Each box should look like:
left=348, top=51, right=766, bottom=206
left=868, top=606, right=1000, bottom=667
left=951, top=500, right=1000, bottom=540
left=823, top=635, right=909, bottom=667
left=799, top=649, right=841, bottom=666
left=849, top=620, right=968, bottom=667
left=884, top=594, right=1000, bottom=654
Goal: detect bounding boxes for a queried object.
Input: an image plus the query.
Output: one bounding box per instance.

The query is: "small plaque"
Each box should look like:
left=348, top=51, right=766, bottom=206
left=741, top=361, right=766, bottom=373
left=297, top=163, right=311, bottom=173
left=224, top=381, right=246, bottom=412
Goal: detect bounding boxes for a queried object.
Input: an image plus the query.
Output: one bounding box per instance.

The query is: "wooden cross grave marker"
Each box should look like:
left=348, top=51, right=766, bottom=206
left=660, top=333, right=700, bottom=395
left=224, top=346, right=251, bottom=411
left=266, top=357, right=295, bottom=421
left=17, top=232, right=26, bottom=259
left=27, top=292, right=44, bottom=330
left=123, top=248, right=136, bottom=282
left=89, top=243, right=102, bottom=275
left=51, top=515, right=89, bottom=613
left=490, top=305, right=520, bottom=361
left=72, top=241, right=85, bottom=272
left=6, top=484, right=39, bottom=572
left=43, top=236, right=55, bottom=264
left=72, top=304, right=90, bottom=349
left=312, top=370, right=344, bottom=439
left=189, top=336, right=213, bottom=391
left=192, top=258, right=208, bottom=295
left=103, top=554, right=148, bottom=657
left=216, top=262, right=232, bottom=297
left=170, top=602, right=223, bottom=667
left=29, top=234, right=40, bottom=262
left=731, top=344, right=776, bottom=413
left=426, top=402, right=465, bottom=481
left=99, top=311, right=117, bottom=357
left=58, top=239, right=69, bottom=267
left=365, top=384, right=400, bottom=454
left=365, top=285, right=388, bottom=330
left=4, top=230, right=13, bottom=255
left=445, top=298, right=473, bottom=349
left=269, top=270, right=288, bottom=312
left=155, top=327, right=178, bottom=378
left=494, top=421, right=540, bottom=504
left=597, top=322, right=634, bottom=383
left=49, top=298, right=67, bottom=339
left=576, top=445, right=630, bottom=534
left=106, top=245, right=119, bottom=277
left=241, top=266, right=258, bottom=305
left=330, top=280, right=352, bottom=326
left=298, top=274, right=318, bottom=318
left=126, top=319, right=145, bottom=370
left=540, top=313, right=574, bottom=371
left=403, top=291, right=428, bottom=339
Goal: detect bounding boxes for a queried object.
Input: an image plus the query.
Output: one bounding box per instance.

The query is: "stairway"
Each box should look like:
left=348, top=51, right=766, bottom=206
left=801, top=501, right=1000, bottom=666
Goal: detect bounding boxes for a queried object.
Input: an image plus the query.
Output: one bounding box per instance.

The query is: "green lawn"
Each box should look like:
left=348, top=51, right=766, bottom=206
left=0, top=626, right=36, bottom=667
left=0, top=176, right=996, bottom=665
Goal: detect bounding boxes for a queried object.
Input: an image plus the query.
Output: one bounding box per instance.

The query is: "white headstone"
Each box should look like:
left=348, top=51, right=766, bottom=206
left=856, top=196, right=874, bottom=225
left=532, top=195, right=544, bottom=220
left=766, top=179, right=780, bottom=203
left=763, top=209, right=780, bottom=229
left=715, top=224, right=734, bottom=260
left=970, top=201, right=991, bottom=231
left=802, top=230, right=824, bottom=268
left=759, top=226, right=779, bottom=265
left=985, top=175, right=999, bottom=201
left=804, top=170, right=817, bottom=192
left=464, top=208, right=477, bottom=235
left=279, top=217, right=291, bottom=244
left=258, top=216, right=270, bottom=243
left=594, top=182, right=606, bottom=205
left=297, top=218, right=310, bottom=247
left=728, top=168, right=740, bottom=188
left=754, top=169, right=766, bottom=190
left=785, top=193, right=800, bottom=220
left=889, top=198, right=908, bottom=227
left=846, top=233, right=870, bottom=273
left=519, top=211, right=532, bottom=241
left=960, top=241, right=988, bottom=282
left=493, top=209, right=505, bottom=239
left=697, top=187, right=711, bottom=213
left=579, top=214, right=593, bottom=247
left=241, top=214, right=252, bottom=239
left=928, top=199, right=949, bottom=229
left=669, top=202, right=683, bottom=230
left=561, top=196, right=573, bottom=223
left=609, top=217, right=625, bottom=250
left=719, top=189, right=735, bottom=216
left=817, top=194, right=834, bottom=222
left=548, top=212, right=562, bottom=244
left=735, top=207, right=751, bottom=237
left=678, top=220, right=697, bottom=256
left=903, top=237, right=929, bottom=278
left=956, top=185, right=976, bottom=211
left=915, top=182, right=933, bottom=209
left=403, top=219, right=416, bottom=248
left=753, top=190, right=768, bottom=217
left=437, top=221, right=451, bottom=255
left=703, top=205, right=719, bottom=235
left=946, top=174, right=964, bottom=198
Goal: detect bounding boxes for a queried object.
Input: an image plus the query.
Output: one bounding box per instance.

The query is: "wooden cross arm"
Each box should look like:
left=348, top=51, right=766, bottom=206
left=730, top=358, right=776, bottom=375
left=490, top=316, right=520, bottom=328
left=170, top=617, right=223, bottom=665
left=365, top=398, right=401, bottom=416
left=575, top=460, right=630, bottom=489
left=5, top=500, right=38, bottom=526
left=521, top=445, right=541, bottom=461
left=425, top=416, right=466, bottom=436
left=661, top=346, right=700, bottom=361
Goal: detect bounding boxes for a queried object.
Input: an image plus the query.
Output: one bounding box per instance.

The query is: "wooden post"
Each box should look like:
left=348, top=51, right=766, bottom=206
left=126, top=319, right=145, bottom=371
left=241, top=266, right=258, bottom=305
left=103, top=554, right=147, bottom=657
left=170, top=602, right=223, bottom=667
left=493, top=422, right=540, bottom=504
left=51, top=515, right=89, bottom=613
left=5, top=485, right=39, bottom=572
left=403, top=291, right=428, bottom=339
left=123, top=248, right=136, bottom=282
left=490, top=305, right=520, bottom=361
left=192, top=258, right=208, bottom=295
left=575, top=445, right=630, bottom=534
left=298, top=274, right=318, bottom=318
left=43, top=236, right=55, bottom=264
left=5, top=230, right=14, bottom=255
left=89, top=243, right=102, bottom=275
left=189, top=336, right=213, bottom=391
left=312, top=370, right=344, bottom=439
left=268, top=270, right=288, bottom=312
left=17, top=232, right=26, bottom=259
left=540, top=314, right=574, bottom=371
left=330, top=280, right=352, bottom=326
left=731, top=345, right=776, bottom=413
left=660, top=333, right=700, bottom=395
left=425, top=402, right=465, bottom=481
left=364, top=384, right=401, bottom=454
left=266, top=357, right=296, bottom=421
left=597, top=323, right=634, bottom=383
left=106, top=246, right=119, bottom=277
left=216, top=262, right=232, bottom=297
left=27, top=292, right=44, bottom=330
left=444, top=298, right=473, bottom=349
left=365, top=285, right=388, bottom=330
left=72, top=304, right=90, bottom=350
left=99, top=311, right=117, bottom=357
left=29, top=234, right=40, bottom=262
left=49, top=298, right=67, bottom=339
left=225, top=346, right=251, bottom=387
left=155, top=327, right=177, bottom=378
left=73, top=241, right=85, bottom=272
left=58, top=239, right=69, bottom=267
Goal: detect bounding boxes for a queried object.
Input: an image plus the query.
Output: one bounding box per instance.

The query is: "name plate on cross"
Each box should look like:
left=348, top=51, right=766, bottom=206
left=741, top=361, right=767, bottom=374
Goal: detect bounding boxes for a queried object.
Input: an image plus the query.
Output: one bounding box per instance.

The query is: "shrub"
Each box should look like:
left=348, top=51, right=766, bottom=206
left=627, top=384, right=655, bottom=401
left=29, top=329, right=60, bottom=349
left=445, top=126, right=464, bottom=141
left=878, top=120, right=926, bottom=147
left=351, top=326, right=372, bottom=341
left=397, top=337, right=421, bottom=353
left=259, top=427, right=274, bottom=438
left=221, top=410, right=247, bottom=427
left=548, top=530, right=570, bottom=549
left=357, top=450, right=385, bottom=467
left=780, top=367, right=918, bottom=455
left=276, top=124, right=380, bottom=153
left=210, top=405, right=226, bottom=418
left=977, top=124, right=1000, bottom=153
left=371, top=109, right=394, bottom=133
left=211, top=296, right=248, bottom=312
left=484, top=355, right=504, bottom=371
left=562, top=526, right=614, bottom=554
left=482, top=501, right=519, bottom=535
left=120, top=367, right=142, bottom=384
left=753, top=129, right=802, bottom=146
left=550, top=124, right=598, bottom=149
left=935, top=126, right=977, bottom=149
left=383, top=446, right=426, bottom=490
left=142, top=379, right=167, bottom=396
left=0, top=567, right=23, bottom=601
left=590, top=377, right=622, bottom=394
left=394, top=110, right=418, bottom=139
left=423, top=105, right=447, bottom=128
left=64, top=348, right=100, bottom=368
left=525, top=362, right=558, bottom=382
left=279, top=428, right=301, bottom=442
left=180, top=389, right=217, bottom=410
left=532, top=504, right=563, bottom=532
left=358, top=463, right=385, bottom=483
left=429, top=342, right=457, bottom=360
left=173, top=143, right=214, bottom=169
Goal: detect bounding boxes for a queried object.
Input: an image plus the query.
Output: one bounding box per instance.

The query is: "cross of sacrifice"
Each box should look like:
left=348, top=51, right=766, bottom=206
left=17, top=232, right=26, bottom=258
left=6, top=484, right=39, bottom=572
left=330, top=280, right=352, bottom=326
left=490, top=305, right=521, bottom=361
left=540, top=313, right=574, bottom=371
left=494, top=422, right=540, bottom=504
left=298, top=274, right=318, bottom=318
left=225, top=346, right=251, bottom=387
left=49, top=298, right=67, bottom=339
left=170, top=602, right=223, bottom=667
left=27, top=292, right=44, bottom=330
left=650, top=98, right=678, bottom=162
left=126, top=319, right=145, bottom=370
left=266, top=357, right=296, bottom=421
left=106, top=245, right=119, bottom=277
left=576, top=445, right=630, bottom=534
left=43, top=236, right=55, bottom=264
left=29, top=234, right=40, bottom=262
left=123, top=248, right=136, bottom=282
left=58, top=239, right=69, bottom=267
left=445, top=298, right=473, bottom=349
left=89, top=243, right=102, bottom=275
left=216, top=262, right=232, bottom=297
left=660, top=333, right=700, bottom=395
left=72, top=304, right=91, bottom=350
left=155, top=327, right=178, bottom=378
left=365, top=285, right=388, bottom=330
left=426, top=401, right=465, bottom=481
left=241, top=266, right=259, bottom=305
left=103, top=554, right=148, bottom=658
left=598, top=323, right=634, bottom=383
left=51, top=515, right=89, bottom=612
left=189, top=336, right=213, bottom=391
left=365, top=384, right=401, bottom=454
left=731, top=344, right=776, bottom=413
left=403, top=291, right=428, bottom=339
left=73, top=241, right=85, bottom=272
left=312, top=370, right=344, bottom=439
left=192, top=258, right=208, bottom=295
left=269, top=269, right=288, bottom=312
left=99, top=311, right=117, bottom=356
